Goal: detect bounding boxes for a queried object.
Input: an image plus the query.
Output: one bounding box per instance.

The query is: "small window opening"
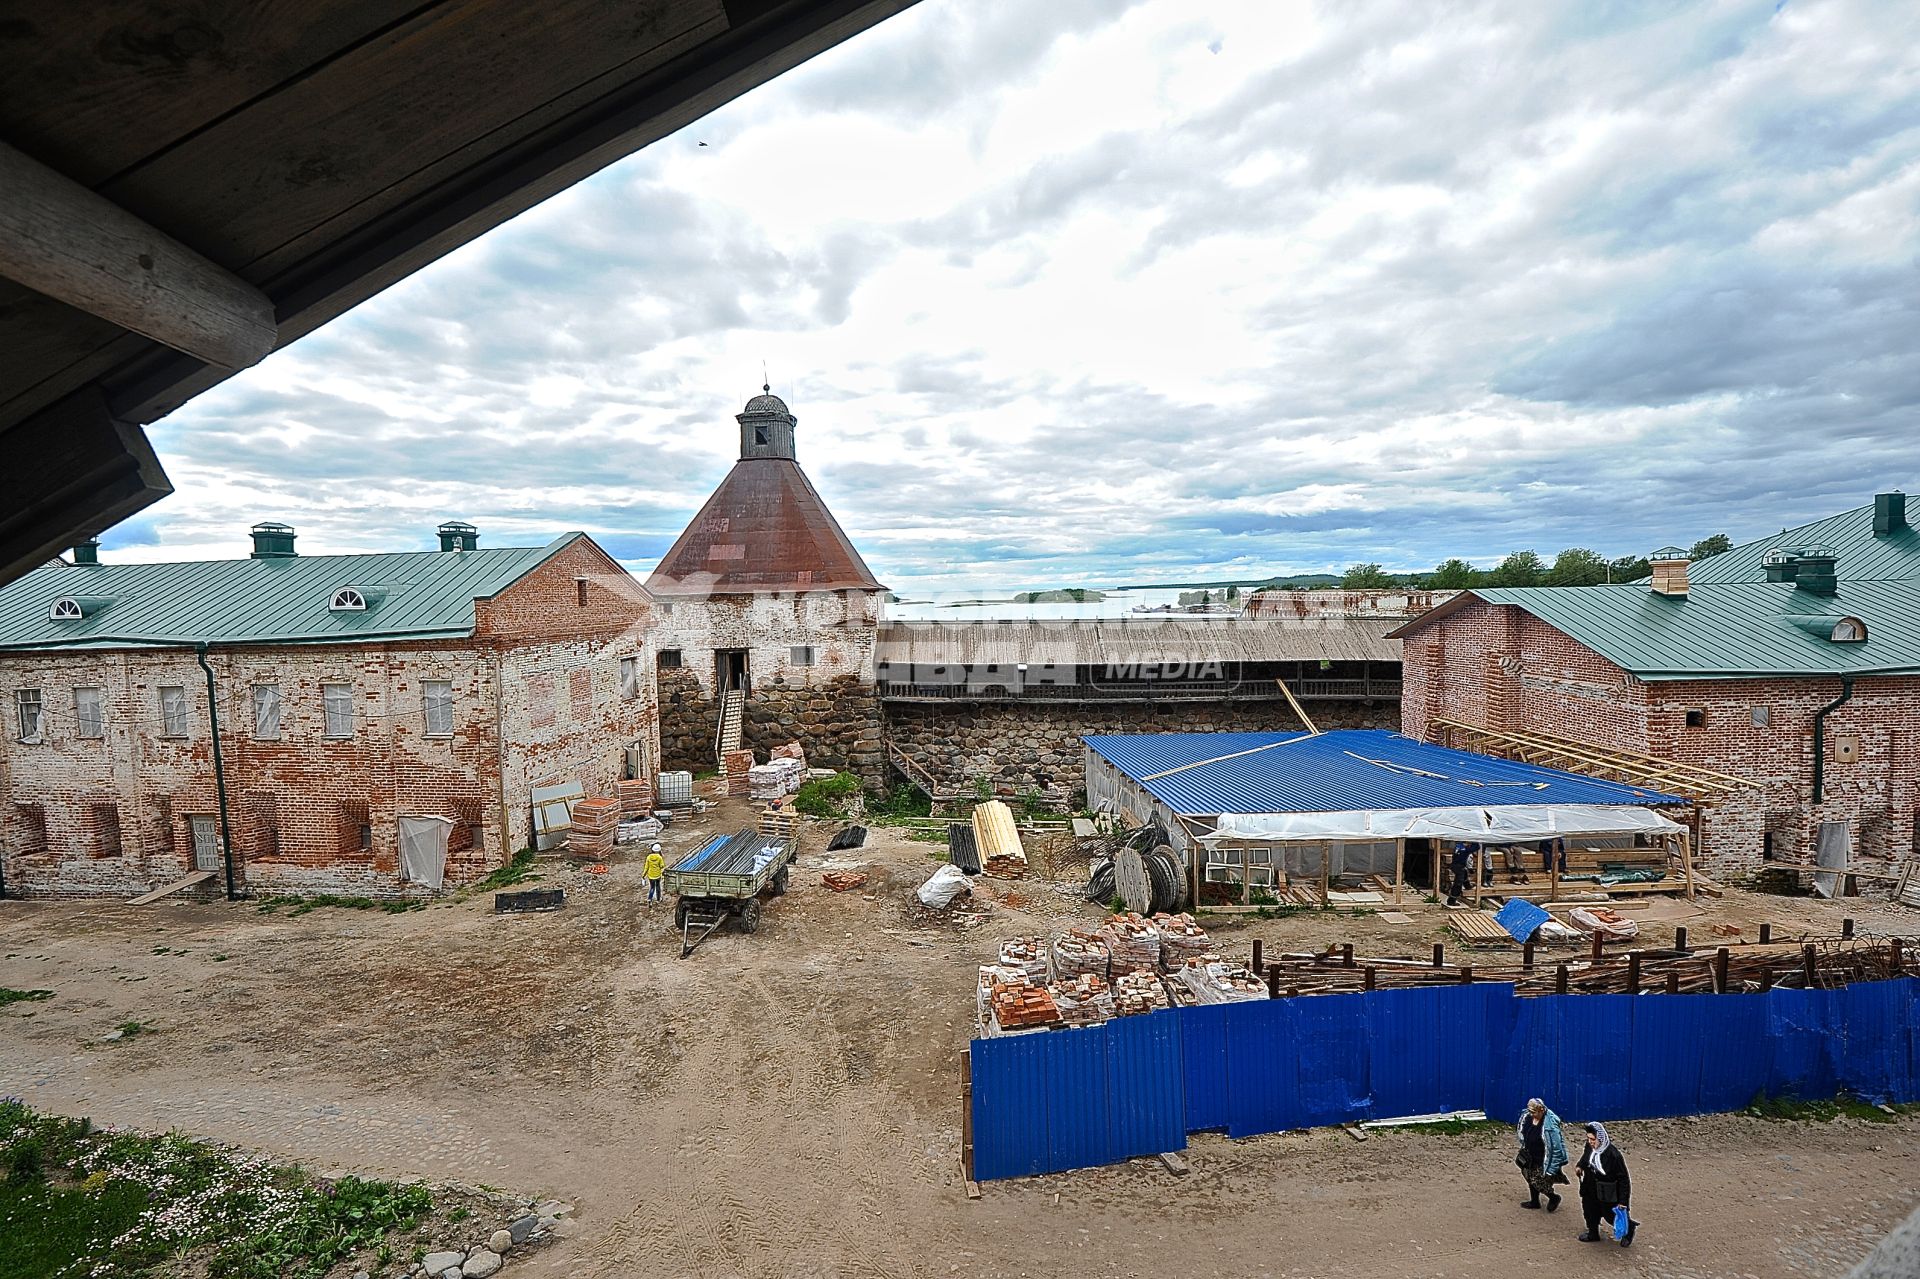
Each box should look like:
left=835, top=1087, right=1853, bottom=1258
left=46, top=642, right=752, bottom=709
left=658, top=649, right=683, bottom=670
left=49, top=597, right=83, bottom=620
left=329, top=587, right=367, bottom=612
left=15, top=688, right=44, bottom=741
left=1830, top=617, right=1867, bottom=643
left=754, top=425, right=768, bottom=446
left=619, top=656, right=641, bottom=700
left=74, top=686, right=105, bottom=739
left=1751, top=706, right=1770, bottom=727
left=790, top=645, right=816, bottom=667
left=1683, top=708, right=1705, bottom=728
left=159, top=685, right=191, bottom=737
left=576, top=578, right=589, bottom=607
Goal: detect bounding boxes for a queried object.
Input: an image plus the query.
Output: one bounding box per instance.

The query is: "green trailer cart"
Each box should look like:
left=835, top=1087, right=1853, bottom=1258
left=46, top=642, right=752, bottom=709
left=664, top=828, right=795, bottom=957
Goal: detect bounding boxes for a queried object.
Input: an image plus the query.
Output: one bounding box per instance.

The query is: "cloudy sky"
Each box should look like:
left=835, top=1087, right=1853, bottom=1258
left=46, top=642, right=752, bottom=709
left=124, top=0, right=1920, bottom=594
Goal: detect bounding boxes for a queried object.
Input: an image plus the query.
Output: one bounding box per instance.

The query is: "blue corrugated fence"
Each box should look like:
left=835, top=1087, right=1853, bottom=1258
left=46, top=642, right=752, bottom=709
left=969, top=978, right=1920, bottom=1181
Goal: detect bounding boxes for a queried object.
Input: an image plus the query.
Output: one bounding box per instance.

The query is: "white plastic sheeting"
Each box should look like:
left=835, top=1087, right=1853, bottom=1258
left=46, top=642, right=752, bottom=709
left=1202, top=803, right=1683, bottom=844
left=398, top=815, right=453, bottom=889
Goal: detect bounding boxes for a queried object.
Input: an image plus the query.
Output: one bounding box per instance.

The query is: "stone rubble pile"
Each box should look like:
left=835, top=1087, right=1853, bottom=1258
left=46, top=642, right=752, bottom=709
left=410, top=1200, right=571, bottom=1279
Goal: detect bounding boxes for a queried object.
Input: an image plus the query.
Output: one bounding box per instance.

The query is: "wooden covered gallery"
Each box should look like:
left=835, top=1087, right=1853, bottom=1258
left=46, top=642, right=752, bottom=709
left=1082, top=730, right=1694, bottom=909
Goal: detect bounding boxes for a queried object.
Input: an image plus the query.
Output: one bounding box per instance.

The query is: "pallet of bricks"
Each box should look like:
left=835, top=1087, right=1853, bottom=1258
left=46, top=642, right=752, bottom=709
left=977, top=963, right=1060, bottom=1036
left=567, top=797, right=620, bottom=860
left=1048, top=973, right=1115, bottom=1027
left=748, top=756, right=805, bottom=800
left=972, top=800, right=1028, bottom=879
left=1112, top=967, right=1172, bottom=1015
left=1174, top=952, right=1268, bottom=1004
left=616, top=777, right=654, bottom=816
left=1050, top=927, right=1110, bottom=980
left=722, top=749, right=755, bottom=798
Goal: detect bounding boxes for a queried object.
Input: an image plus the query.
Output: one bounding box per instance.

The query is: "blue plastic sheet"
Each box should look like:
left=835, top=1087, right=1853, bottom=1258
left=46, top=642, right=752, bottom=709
left=1495, top=898, right=1551, bottom=942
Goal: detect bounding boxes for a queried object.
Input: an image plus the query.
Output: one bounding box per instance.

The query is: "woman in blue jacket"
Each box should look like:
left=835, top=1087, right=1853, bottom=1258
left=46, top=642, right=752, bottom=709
left=1515, top=1097, right=1568, bottom=1211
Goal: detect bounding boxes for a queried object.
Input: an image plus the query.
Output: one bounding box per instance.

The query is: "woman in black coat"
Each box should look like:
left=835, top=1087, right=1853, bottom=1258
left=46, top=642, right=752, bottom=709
left=1576, top=1122, right=1638, bottom=1246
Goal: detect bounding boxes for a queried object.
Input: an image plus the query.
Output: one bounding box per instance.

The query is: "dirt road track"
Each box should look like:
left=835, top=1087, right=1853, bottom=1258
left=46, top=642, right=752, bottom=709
left=2, top=812, right=1914, bottom=1278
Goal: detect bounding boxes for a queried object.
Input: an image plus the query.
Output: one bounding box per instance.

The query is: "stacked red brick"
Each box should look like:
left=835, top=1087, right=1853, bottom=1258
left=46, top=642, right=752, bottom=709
left=771, top=741, right=807, bottom=767
left=1101, top=912, right=1161, bottom=970
left=722, top=749, right=755, bottom=798
left=999, top=936, right=1050, bottom=984
left=1048, top=973, right=1116, bottom=1027
left=977, top=964, right=1061, bottom=1035
left=616, top=778, right=655, bottom=815
left=1051, top=927, right=1110, bottom=980
left=1112, top=968, right=1173, bottom=1015
left=1152, top=912, right=1212, bottom=969
left=567, top=797, right=621, bottom=860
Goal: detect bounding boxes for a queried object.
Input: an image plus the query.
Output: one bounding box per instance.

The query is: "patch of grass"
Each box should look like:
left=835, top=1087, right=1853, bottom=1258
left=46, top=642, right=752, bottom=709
left=471, top=847, right=540, bottom=893
left=1744, top=1093, right=1920, bottom=1124
left=114, top=1021, right=148, bottom=1039
left=0, top=988, right=54, bottom=1007
left=865, top=784, right=932, bottom=822
left=1391, top=1117, right=1509, bottom=1137
left=256, top=894, right=426, bottom=917
left=793, top=771, right=861, bottom=819
left=0, top=1099, right=432, bottom=1279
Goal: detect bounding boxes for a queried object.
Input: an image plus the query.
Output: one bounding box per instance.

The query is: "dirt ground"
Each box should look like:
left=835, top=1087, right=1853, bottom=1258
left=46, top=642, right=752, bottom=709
left=2, top=800, right=1916, bottom=1279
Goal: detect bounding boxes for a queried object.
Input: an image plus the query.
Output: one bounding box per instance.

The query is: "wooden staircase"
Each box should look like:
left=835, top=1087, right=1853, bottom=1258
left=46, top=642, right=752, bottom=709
left=886, top=740, right=961, bottom=805
left=714, top=688, right=744, bottom=763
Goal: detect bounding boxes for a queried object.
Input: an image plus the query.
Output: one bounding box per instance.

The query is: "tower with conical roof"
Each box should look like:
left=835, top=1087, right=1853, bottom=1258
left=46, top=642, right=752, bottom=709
left=647, top=390, right=886, bottom=779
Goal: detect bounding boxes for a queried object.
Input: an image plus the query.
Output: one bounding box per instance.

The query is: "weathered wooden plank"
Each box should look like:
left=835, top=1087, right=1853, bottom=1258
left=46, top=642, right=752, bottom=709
left=0, top=1, right=411, bottom=188
left=0, top=143, right=276, bottom=368
left=127, top=869, right=216, bottom=905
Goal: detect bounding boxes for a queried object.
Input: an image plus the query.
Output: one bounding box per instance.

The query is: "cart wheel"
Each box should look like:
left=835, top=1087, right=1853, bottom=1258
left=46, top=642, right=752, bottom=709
left=770, top=866, right=790, bottom=897
left=674, top=898, right=690, bottom=929
left=739, top=898, right=764, bottom=934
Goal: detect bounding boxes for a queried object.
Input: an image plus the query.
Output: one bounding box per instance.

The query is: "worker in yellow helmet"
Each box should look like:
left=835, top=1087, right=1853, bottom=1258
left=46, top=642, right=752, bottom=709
left=644, top=843, right=666, bottom=903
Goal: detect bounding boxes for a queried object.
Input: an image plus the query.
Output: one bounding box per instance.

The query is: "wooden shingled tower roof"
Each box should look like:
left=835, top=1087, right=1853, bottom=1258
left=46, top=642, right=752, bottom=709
left=646, top=391, right=885, bottom=596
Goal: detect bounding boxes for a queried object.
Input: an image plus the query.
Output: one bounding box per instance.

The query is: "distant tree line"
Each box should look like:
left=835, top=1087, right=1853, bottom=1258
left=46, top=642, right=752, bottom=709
left=1339, top=534, right=1733, bottom=592
left=1178, top=585, right=1241, bottom=605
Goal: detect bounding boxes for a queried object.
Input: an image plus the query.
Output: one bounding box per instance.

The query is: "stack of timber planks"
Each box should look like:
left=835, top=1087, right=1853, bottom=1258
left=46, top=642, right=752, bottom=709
left=973, top=801, right=1028, bottom=878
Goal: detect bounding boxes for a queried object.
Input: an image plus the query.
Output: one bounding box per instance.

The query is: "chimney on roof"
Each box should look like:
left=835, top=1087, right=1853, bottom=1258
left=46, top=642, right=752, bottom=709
left=249, top=522, right=296, bottom=559
left=71, top=538, right=101, bottom=566
left=1794, top=546, right=1838, bottom=596
left=437, top=520, right=478, bottom=552
left=1874, top=491, right=1907, bottom=537
left=1762, top=547, right=1800, bottom=583
left=1648, top=546, right=1690, bottom=597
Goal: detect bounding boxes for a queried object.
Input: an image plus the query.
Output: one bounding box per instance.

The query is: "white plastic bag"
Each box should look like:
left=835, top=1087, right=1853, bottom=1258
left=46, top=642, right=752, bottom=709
left=917, top=863, right=972, bottom=909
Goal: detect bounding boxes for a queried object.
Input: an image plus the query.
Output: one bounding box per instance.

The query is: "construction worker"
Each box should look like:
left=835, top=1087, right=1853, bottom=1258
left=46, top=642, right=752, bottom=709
left=644, top=843, right=666, bottom=903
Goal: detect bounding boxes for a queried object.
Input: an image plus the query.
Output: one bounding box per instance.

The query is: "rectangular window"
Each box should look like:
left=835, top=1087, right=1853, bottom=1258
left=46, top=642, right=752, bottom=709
left=159, top=685, right=190, bottom=737
left=790, top=645, right=816, bottom=667
left=1683, top=708, right=1705, bottom=728
left=251, top=683, right=282, bottom=740
left=576, top=578, right=589, bottom=607
left=619, top=656, right=641, bottom=700
left=422, top=680, right=454, bottom=736
left=1751, top=706, right=1770, bottom=727
left=657, top=648, right=682, bottom=670
left=73, top=686, right=105, bottom=739
left=15, top=688, right=43, bottom=741
left=323, top=683, right=354, bottom=738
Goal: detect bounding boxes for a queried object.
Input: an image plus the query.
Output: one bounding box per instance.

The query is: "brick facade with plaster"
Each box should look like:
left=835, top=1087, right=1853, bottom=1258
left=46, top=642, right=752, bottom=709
left=0, top=535, right=658, bottom=899
left=1400, top=598, right=1920, bottom=877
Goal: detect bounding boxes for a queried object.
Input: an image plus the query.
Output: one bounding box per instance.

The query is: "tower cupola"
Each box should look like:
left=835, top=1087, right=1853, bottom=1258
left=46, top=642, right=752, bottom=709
left=738, top=385, right=797, bottom=460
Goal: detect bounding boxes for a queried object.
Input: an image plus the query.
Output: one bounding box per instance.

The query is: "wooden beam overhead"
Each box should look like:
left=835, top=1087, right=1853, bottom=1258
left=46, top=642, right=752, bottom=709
left=0, top=142, right=277, bottom=370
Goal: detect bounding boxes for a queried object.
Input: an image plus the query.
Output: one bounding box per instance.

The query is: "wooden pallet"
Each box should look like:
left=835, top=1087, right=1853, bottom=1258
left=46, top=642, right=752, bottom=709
left=1448, top=909, right=1515, bottom=947
left=758, top=807, right=800, bottom=838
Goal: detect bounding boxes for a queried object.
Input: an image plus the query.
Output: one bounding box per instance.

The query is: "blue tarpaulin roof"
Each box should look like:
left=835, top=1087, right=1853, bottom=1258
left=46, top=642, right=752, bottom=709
left=1082, top=730, right=1686, bottom=816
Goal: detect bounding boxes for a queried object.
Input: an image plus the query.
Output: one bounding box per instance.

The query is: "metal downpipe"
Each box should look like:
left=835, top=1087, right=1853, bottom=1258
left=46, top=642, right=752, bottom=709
left=1811, top=674, right=1855, bottom=806
left=194, top=643, right=239, bottom=901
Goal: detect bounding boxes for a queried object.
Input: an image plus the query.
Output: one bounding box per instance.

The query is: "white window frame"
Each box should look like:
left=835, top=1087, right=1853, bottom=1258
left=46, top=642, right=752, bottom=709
left=15, top=688, right=43, bottom=742
left=48, top=597, right=83, bottom=621
left=329, top=587, right=367, bottom=612
left=159, top=685, right=191, bottom=738
left=73, top=686, right=105, bottom=739
left=251, top=683, right=282, bottom=740
left=422, top=680, right=454, bottom=736
left=618, top=656, right=641, bottom=701
left=790, top=645, right=817, bottom=667
left=322, top=683, right=354, bottom=738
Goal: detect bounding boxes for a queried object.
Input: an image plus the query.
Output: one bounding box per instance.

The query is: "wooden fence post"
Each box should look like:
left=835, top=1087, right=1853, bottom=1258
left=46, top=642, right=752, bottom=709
left=1555, top=964, right=1569, bottom=995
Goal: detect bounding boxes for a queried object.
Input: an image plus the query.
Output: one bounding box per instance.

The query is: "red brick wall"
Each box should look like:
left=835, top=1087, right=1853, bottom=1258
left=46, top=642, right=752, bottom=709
left=1401, top=599, right=1920, bottom=877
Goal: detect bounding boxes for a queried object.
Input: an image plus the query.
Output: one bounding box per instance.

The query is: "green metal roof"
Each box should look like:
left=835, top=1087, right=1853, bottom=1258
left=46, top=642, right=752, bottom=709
left=1689, top=496, right=1920, bottom=585
left=0, top=535, right=584, bottom=651
left=1422, top=580, right=1920, bottom=680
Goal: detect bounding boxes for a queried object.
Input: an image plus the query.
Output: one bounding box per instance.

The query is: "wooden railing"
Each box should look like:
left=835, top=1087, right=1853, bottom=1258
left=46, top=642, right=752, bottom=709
left=879, top=678, right=1403, bottom=703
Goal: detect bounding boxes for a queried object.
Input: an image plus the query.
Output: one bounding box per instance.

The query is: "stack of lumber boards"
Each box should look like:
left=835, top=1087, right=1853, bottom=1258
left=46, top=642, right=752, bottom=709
left=973, top=801, right=1028, bottom=878
left=1051, top=927, right=1111, bottom=979
left=567, top=797, right=620, bottom=859
left=1448, top=910, right=1514, bottom=946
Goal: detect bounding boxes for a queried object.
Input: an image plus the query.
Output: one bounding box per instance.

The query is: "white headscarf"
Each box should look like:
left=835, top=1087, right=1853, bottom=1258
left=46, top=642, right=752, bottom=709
left=1587, top=1121, right=1611, bottom=1163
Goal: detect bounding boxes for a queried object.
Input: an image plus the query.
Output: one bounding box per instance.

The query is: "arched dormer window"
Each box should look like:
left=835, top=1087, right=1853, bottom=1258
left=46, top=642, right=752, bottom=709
left=49, top=597, right=83, bottom=620
left=329, top=587, right=368, bottom=612
left=1830, top=617, right=1867, bottom=643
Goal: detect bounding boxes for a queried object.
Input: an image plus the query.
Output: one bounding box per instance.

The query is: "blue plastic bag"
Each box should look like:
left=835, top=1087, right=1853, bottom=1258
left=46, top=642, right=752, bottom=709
left=1613, top=1205, right=1631, bottom=1241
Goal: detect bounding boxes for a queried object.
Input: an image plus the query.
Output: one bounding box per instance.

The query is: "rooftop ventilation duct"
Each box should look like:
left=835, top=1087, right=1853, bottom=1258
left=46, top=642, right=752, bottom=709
left=1648, top=546, right=1690, bottom=597
left=1762, top=547, right=1800, bottom=583
left=1874, top=491, right=1907, bottom=537
left=1794, top=546, right=1838, bottom=596
left=437, top=521, right=478, bottom=552
left=250, top=521, right=296, bottom=559
left=71, top=538, right=101, bottom=565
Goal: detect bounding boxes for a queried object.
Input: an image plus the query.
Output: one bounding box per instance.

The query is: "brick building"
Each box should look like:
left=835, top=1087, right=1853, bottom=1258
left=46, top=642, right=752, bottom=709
left=1391, top=492, right=1920, bottom=878
left=646, top=390, right=887, bottom=778
left=0, top=522, right=657, bottom=899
